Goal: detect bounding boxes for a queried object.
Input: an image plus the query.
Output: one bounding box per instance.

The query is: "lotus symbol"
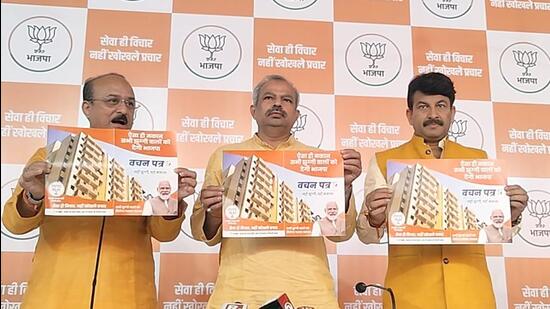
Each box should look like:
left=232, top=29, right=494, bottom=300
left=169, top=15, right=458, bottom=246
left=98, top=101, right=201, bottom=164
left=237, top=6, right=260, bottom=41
left=527, top=199, right=550, bottom=228
left=360, top=42, right=386, bottom=68
left=27, top=25, right=57, bottom=53
left=513, top=50, right=537, bottom=76
left=199, top=34, right=226, bottom=61
left=291, top=114, right=307, bottom=134
left=448, top=119, right=467, bottom=142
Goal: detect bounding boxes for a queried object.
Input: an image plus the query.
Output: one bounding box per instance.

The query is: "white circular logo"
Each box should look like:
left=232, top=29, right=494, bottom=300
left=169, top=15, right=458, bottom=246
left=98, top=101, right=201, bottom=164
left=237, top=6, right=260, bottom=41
left=225, top=205, right=240, bottom=220
left=345, top=34, right=402, bottom=87
left=1, top=179, right=40, bottom=240
left=8, top=16, right=72, bottom=72
left=133, top=101, right=155, bottom=130
left=273, top=0, right=318, bottom=10
left=448, top=110, right=484, bottom=149
left=499, top=42, right=550, bottom=94
left=48, top=181, right=65, bottom=197
left=519, top=190, right=550, bottom=248
left=182, top=25, right=242, bottom=80
left=391, top=212, right=405, bottom=226
left=422, top=0, right=474, bottom=19
left=291, top=105, right=324, bottom=148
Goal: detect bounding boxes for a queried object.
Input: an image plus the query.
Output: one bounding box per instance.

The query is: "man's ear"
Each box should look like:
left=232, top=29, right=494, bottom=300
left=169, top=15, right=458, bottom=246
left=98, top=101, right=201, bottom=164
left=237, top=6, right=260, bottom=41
left=406, top=108, right=413, bottom=126
left=450, top=105, right=456, bottom=122
left=293, top=108, right=300, bottom=124
left=82, top=101, right=91, bottom=119
left=250, top=104, right=255, bottom=118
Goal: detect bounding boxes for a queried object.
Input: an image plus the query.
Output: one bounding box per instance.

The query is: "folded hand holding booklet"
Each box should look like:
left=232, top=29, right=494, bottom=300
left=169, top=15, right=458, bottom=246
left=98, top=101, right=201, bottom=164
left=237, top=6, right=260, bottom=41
left=387, top=159, right=511, bottom=244
left=45, top=126, right=177, bottom=216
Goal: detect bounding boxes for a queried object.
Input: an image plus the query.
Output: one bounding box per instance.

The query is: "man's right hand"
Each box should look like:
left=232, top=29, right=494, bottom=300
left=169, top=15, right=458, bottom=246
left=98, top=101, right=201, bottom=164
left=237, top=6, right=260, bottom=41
left=364, top=187, right=392, bottom=228
left=18, top=161, right=51, bottom=199
left=200, top=186, right=224, bottom=218
left=16, top=161, right=51, bottom=217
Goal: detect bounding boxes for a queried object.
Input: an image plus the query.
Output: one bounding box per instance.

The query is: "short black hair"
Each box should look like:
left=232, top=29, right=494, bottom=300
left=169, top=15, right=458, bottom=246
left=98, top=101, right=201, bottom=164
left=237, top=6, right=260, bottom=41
left=407, top=72, right=456, bottom=110
left=83, top=72, right=127, bottom=101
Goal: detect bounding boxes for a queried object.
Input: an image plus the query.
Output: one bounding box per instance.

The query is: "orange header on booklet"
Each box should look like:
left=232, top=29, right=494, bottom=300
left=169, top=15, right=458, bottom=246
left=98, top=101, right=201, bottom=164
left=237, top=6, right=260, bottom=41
left=49, top=126, right=177, bottom=157
left=115, top=129, right=177, bottom=157
left=390, top=159, right=507, bottom=185
left=226, top=150, right=343, bottom=178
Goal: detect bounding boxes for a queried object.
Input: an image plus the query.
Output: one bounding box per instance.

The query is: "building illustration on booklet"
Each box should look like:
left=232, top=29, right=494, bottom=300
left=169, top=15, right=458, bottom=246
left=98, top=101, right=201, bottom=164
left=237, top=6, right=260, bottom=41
left=47, top=132, right=144, bottom=202
left=389, top=163, right=482, bottom=231
left=223, top=155, right=313, bottom=223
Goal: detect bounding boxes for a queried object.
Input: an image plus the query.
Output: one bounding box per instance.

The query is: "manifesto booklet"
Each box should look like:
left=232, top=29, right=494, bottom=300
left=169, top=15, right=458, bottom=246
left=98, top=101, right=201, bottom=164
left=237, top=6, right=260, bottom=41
left=44, top=126, right=178, bottom=216
left=222, top=150, right=345, bottom=237
left=386, top=159, right=511, bottom=245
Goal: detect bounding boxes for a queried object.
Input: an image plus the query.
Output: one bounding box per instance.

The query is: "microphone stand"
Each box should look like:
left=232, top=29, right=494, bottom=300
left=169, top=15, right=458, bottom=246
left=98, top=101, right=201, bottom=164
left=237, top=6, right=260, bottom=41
left=89, top=216, right=106, bottom=309
left=355, top=282, right=396, bottom=309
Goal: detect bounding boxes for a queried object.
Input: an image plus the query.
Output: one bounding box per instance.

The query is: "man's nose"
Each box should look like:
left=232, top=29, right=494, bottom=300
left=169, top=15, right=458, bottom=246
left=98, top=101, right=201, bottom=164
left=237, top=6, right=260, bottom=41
left=427, top=106, right=438, bottom=118
left=273, top=97, right=282, bottom=106
left=116, top=101, right=131, bottom=114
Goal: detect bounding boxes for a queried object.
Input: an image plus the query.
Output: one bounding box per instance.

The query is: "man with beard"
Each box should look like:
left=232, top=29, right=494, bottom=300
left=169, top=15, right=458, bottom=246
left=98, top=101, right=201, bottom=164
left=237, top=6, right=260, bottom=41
left=318, top=201, right=345, bottom=236
left=356, top=72, right=528, bottom=309
left=191, top=74, right=362, bottom=308
left=479, top=209, right=512, bottom=243
left=143, top=180, right=178, bottom=216
left=2, top=73, right=197, bottom=308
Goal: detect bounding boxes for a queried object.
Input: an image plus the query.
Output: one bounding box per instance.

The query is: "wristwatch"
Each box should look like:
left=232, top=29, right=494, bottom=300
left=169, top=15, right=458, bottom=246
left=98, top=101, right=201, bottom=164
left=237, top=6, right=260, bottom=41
left=25, top=191, right=44, bottom=205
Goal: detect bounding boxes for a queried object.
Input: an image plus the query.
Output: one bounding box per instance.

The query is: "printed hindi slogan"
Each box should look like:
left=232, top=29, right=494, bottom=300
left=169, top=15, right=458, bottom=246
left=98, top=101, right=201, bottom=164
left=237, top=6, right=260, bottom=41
left=221, top=150, right=345, bottom=238
left=386, top=159, right=510, bottom=245
left=44, top=126, right=177, bottom=216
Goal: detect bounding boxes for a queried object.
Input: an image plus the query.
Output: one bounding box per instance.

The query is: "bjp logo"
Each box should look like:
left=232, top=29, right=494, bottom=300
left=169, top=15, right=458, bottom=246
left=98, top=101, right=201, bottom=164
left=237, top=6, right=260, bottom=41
left=27, top=25, right=57, bottom=53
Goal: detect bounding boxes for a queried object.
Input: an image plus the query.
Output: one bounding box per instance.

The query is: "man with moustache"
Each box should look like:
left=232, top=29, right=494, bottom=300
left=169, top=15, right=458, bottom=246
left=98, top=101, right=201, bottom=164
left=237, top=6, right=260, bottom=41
left=356, top=72, right=528, bottom=309
left=318, top=201, right=346, bottom=236
left=2, top=73, right=197, bottom=309
left=191, top=74, right=362, bottom=308
left=142, top=180, right=178, bottom=216
left=479, top=208, right=512, bottom=243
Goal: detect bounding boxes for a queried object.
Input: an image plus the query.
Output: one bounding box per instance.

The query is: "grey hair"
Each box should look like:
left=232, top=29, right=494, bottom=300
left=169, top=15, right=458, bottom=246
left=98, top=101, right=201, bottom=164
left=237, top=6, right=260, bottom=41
left=252, top=74, right=299, bottom=107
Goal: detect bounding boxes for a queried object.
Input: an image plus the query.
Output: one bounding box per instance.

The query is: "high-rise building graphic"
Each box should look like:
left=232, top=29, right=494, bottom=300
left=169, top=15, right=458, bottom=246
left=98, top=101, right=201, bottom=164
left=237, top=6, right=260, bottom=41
left=297, top=200, right=313, bottom=223
left=389, top=163, right=481, bottom=230
left=223, top=155, right=312, bottom=223
left=47, top=132, right=144, bottom=202
left=279, top=181, right=297, bottom=223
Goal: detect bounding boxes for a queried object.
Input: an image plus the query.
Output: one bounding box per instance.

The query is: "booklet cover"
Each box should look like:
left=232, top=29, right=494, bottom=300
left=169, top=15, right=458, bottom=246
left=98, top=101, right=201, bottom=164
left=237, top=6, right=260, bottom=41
left=44, top=126, right=178, bottom=216
left=386, top=159, right=511, bottom=244
left=222, top=150, right=345, bottom=237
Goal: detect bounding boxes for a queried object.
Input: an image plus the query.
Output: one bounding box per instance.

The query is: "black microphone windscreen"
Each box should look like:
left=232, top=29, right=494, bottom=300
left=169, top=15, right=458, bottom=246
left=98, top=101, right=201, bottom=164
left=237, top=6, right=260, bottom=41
left=355, top=282, right=367, bottom=293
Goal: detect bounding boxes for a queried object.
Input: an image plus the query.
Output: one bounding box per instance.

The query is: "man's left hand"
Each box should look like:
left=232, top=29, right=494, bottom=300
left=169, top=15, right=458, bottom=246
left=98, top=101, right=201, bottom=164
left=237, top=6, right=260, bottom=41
left=341, top=149, right=362, bottom=191
left=505, top=184, right=528, bottom=222
left=173, top=167, right=197, bottom=218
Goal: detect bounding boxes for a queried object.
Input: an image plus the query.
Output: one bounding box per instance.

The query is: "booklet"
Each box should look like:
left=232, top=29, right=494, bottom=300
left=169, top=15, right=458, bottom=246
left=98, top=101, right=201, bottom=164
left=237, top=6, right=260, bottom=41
left=222, top=150, right=345, bottom=237
left=45, top=125, right=178, bottom=216
left=386, top=159, right=511, bottom=244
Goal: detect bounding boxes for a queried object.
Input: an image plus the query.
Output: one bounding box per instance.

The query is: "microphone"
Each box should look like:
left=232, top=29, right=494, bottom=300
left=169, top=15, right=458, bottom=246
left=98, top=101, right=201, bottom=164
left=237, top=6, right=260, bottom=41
left=355, top=282, right=368, bottom=293
left=355, top=282, right=396, bottom=309
left=259, top=293, right=295, bottom=309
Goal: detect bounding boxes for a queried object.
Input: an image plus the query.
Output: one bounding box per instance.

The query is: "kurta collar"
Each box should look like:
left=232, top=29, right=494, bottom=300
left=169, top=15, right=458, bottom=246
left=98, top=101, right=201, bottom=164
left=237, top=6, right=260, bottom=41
left=410, top=134, right=448, bottom=149
left=252, top=133, right=297, bottom=150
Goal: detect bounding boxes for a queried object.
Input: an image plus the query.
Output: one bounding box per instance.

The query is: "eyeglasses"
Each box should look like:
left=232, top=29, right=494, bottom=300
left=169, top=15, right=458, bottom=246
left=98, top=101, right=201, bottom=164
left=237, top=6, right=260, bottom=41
left=89, top=96, right=140, bottom=110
